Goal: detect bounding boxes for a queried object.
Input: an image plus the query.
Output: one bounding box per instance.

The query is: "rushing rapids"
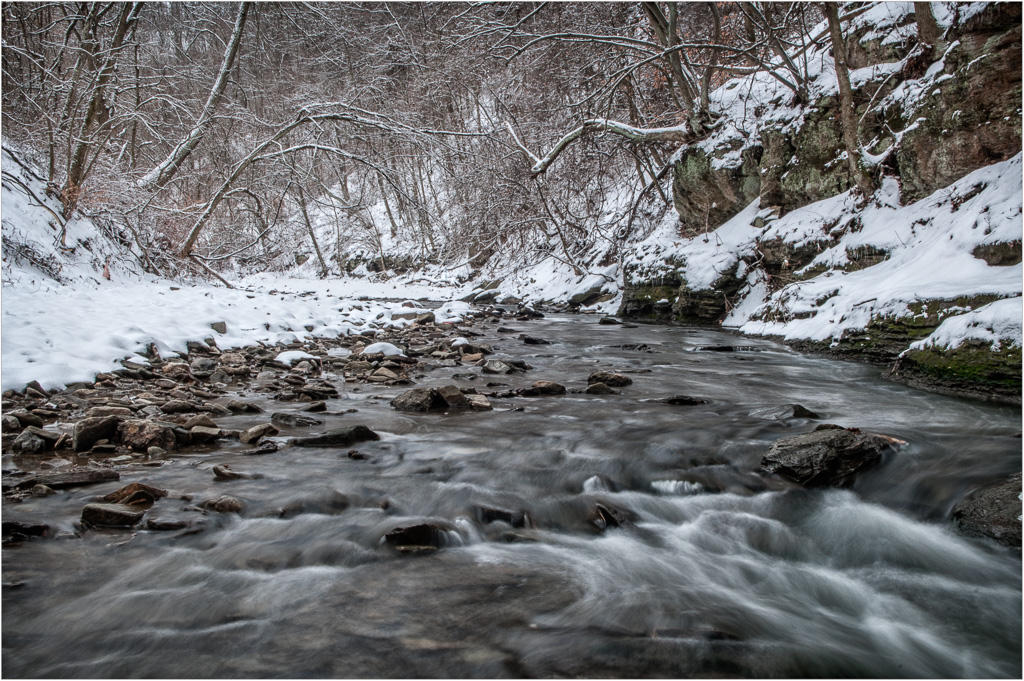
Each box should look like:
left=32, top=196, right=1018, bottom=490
left=2, top=311, right=1020, bottom=678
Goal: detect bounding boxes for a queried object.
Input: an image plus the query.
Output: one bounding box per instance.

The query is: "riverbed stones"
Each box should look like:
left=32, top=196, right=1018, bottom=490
left=951, top=473, right=1022, bottom=547
left=383, top=523, right=448, bottom=553
left=482, top=360, right=515, bottom=375
left=466, top=394, right=493, bottom=410
left=289, top=425, right=381, bottom=448
left=86, top=406, right=133, bottom=418
left=1, top=414, right=22, bottom=432
left=13, top=428, right=52, bottom=453
left=81, top=503, right=145, bottom=527
left=225, top=399, right=262, bottom=413
left=587, top=371, right=632, bottom=387
left=665, top=395, right=708, bottom=406
left=189, top=425, right=224, bottom=444
left=160, top=399, right=197, bottom=414
left=73, top=415, right=121, bottom=451
left=585, top=382, right=616, bottom=395
left=271, top=412, right=323, bottom=427
left=100, top=482, right=168, bottom=506
left=117, top=419, right=177, bottom=452
left=761, top=428, right=905, bottom=487
left=13, top=468, right=119, bottom=490
left=8, top=410, right=43, bottom=428
left=750, top=404, right=820, bottom=420
left=183, top=413, right=218, bottom=429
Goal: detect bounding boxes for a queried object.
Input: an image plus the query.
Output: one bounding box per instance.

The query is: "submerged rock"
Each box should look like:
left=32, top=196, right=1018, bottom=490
left=952, top=473, right=1022, bottom=547
left=761, top=428, right=904, bottom=487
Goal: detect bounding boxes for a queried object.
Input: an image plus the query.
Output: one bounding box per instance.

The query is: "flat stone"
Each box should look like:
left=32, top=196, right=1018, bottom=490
left=81, top=503, right=145, bottom=527
left=15, top=468, right=119, bottom=490
left=271, top=412, right=323, bottom=427
left=224, top=399, right=262, bottom=413
left=9, top=410, right=43, bottom=428
left=482, top=360, right=515, bottom=375
left=86, top=406, right=134, bottom=418
left=189, top=425, right=223, bottom=443
left=183, top=414, right=218, bottom=429
left=290, top=425, right=381, bottom=448
left=160, top=400, right=197, bottom=414
left=761, top=428, right=904, bottom=487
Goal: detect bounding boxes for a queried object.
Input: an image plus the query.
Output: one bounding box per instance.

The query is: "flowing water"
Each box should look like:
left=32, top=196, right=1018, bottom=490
left=3, top=313, right=1021, bottom=678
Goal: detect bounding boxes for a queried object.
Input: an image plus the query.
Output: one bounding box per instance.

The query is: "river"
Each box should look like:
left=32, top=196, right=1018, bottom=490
left=3, top=312, right=1021, bottom=678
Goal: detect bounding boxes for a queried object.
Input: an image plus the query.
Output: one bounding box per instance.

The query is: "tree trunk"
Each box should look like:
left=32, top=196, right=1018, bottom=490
left=822, top=3, right=875, bottom=198
left=913, top=2, right=943, bottom=55
left=296, top=185, right=329, bottom=277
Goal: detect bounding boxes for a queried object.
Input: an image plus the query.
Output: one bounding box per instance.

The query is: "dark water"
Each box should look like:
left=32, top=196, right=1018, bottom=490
left=3, top=314, right=1021, bottom=678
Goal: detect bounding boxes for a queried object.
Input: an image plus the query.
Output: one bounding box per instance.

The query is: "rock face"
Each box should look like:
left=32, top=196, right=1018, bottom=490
left=952, top=473, right=1022, bottom=548
left=761, top=428, right=904, bottom=487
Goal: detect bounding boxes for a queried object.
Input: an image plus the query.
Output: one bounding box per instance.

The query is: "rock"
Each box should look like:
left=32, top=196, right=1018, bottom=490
left=202, top=495, right=245, bottom=513
left=482, top=360, right=515, bottom=375
left=13, top=429, right=48, bottom=453
left=371, top=367, right=400, bottom=381
left=466, top=394, right=493, bottom=410
left=585, top=382, right=616, bottom=395
left=391, top=387, right=448, bottom=411
left=190, top=425, right=224, bottom=443
left=474, top=506, right=527, bottom=527
left=952, top=473, right=1022, bottom=547
left=250, top=440, right=279, bottom=455
left=305, top=401, right=327, bottom=412
left=761, top=428, right=905, bottom=487
left=750, top=404, right=820, bottom=420
left=435, top=384, right=469, bottom=408
left=665, top=395, right=708, bottom=406
left=183, top=414, right=218, bottom=429
left=239, top=423, right=279, bottom=444
left=213, top=465, right=247, bottom=480
left=2, top=520, right=50, bottom=540
left=590, top=502, right=637, bottom=531
left=9, top=410, right=44, bottom=428
left=598, top=317, right=622, bottom=325
left=100, top=482, right=168, bottom=506
left=29, top=484, right=56, bottom=497
left=587, top=371, right=633, bottom=387
left=415, top=312, right=435, bottom=324
left=522, top=336, right=551, bottom=345
left=290, top=425, right=381, bottom=448
left=146, top=518, right=193, bottom=532
left=1, top=414, right=22, bottom=432
left=160, top=400, right=197, bottom=414
left=383, top=523, right=449, bottom=553
left=147, top=446, right=168, bottom=456
left=117, top=419, right=177, bottom=452
left=86, top=406, right=134, bottom=418
left=190, top=358, right=218, bottom=377
left=14, top=469, right=119, bottom=490
left=73, top=415, right=122, bottom=451
left=161, top=363, right=193, bottom=381
left=224, top=399, right=263, bottom=413
left=81, top=503, right=145, bottom=528
left=271, top=412, right=323, bottom=427
left=532, top=380, right=566, bottom=395
left=219, top=352, right=247, bottom=365
left=210, top=321, right=228, bottom=334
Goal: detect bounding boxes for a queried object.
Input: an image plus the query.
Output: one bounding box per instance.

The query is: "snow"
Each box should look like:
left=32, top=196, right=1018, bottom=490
left=910, top=298, right=1023, bottom=352
left=360, top=342, right=405, bottom=357
left=275, top=350, right=319, bottom=364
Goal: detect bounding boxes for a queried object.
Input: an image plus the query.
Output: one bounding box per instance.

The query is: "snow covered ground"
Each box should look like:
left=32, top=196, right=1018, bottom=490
left=1, top=148, right=475, bottom=391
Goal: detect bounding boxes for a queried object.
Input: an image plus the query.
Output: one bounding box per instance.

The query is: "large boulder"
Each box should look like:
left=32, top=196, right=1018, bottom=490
left=761, top=428, right=904, bottom=487
left=952, top=473, right=1022, bottom=548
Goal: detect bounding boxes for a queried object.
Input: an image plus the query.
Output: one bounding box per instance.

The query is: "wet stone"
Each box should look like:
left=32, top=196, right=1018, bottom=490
left=585, top=382, right=616, bottom=395
left=2, top=520, right=50, bottom=540
left=436, top=385, right=470, bottom=408
left=750, top=404, right=820, bottom=420
left=240, top=422, right=279, bottom=444
left=225, top=399, right=263, bottom=413
left=160, top=400, right=197, bottom=414
left=391, top=387, right=448, bottom=412
left=1, top=414, right=22, bottom=432
left=118, top=419, right=177, bottom=452
left=761, top=428, right=905, bottom=488
left=305, top=401, right=327, bottom=412
left=202, top=495, right=245, bottom=514
left=384, top=523, right=448, bottom=553
left=952, top=473, right=1022, bottom=547
left=587, top=371, right=633, bottom=387
left=100, top=482, right=168, bottom=505
left=183, top=413, right=218, bottom=429
left=73, top=416, right=122, bottom=452
left=665, top=395, right=708, bottom=406
left=86, top=406, right=134, bottom=418
left=81, top=503, right=145, bottom=528
left=271, top=412, right=323, bottom=427
left=532, top=380, right=566, bottom=395
left=289, top=425, right=381, bottom=448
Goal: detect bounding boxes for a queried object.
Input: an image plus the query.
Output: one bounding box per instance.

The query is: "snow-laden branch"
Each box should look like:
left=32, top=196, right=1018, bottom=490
left=511, top=119, right=691, bottom=175
left=139, top=2, right=251, bottom=191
